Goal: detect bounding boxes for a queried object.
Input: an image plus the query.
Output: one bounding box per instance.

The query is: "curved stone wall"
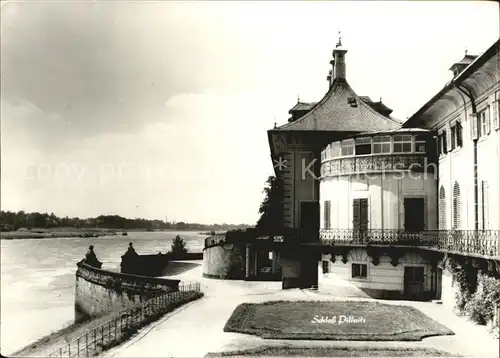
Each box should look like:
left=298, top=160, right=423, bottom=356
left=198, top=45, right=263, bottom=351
left=75, top=262, right=180, bottom=323
left=202, top=243, right=244, bottom=279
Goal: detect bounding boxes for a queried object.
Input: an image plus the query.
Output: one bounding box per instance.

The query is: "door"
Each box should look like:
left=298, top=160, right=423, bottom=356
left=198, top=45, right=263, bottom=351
left=404, top=266, right=425, bottom=299
left=300, top=201, right=320, bottom=231
left=353, top=199, right=368, bottom=242
left=404, top=198, right=425, bottom=232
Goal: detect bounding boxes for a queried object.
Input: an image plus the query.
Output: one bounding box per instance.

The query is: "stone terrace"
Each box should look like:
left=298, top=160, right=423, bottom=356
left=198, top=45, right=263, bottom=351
left=100, top=261, right=499, bottom=358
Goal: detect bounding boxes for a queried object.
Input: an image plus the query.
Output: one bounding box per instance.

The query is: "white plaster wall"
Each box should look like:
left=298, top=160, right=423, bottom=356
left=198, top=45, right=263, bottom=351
left=436, top=87, right=500, bottom=230
left=320, top=249, right=434, bottom=293
left=320, top=173, right=437, bottom=230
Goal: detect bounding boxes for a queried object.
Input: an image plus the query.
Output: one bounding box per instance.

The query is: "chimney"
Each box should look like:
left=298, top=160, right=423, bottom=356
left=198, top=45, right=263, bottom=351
left=332, top=33, right=347, bottom=81
left=449, top=48, right=477, bottom=78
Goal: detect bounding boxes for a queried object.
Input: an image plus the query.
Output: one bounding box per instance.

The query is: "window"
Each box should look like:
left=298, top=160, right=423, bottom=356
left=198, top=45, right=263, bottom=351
left=373, top=135, right=391, bottom=153
left=355, top=137, right=371, bottom=155
left=439, top=186, right=446, bottom=230
left=352, top=263, right=367, bottom=279
left=438, top=132, right=447, bottom=155
left=393, top=135, right=412, bottom=153
left=331, top=142, right=341, bottom=157
left=478, top=107, right=490, bottom=137
left=341, top=139, right=354, bottom=156
left=323, top=200, right=331, bottom=230
left=414, top=135, right=426, bottom=153
left=452, top=182, right=461, bottom=229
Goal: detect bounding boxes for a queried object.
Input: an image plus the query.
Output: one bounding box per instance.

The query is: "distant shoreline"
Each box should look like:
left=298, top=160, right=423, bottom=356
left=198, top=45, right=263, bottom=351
left=0, top=228, right=209, bottom=240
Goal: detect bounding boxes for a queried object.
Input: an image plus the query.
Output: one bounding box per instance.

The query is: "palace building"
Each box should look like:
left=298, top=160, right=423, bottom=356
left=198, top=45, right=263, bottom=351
left=266, top=37, right=500, bottom=299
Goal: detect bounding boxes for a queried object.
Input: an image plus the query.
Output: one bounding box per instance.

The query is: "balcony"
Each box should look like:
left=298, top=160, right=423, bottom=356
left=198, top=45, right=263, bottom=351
left=318, top=229, right=500, bottom=259
left=321, top=154, right=433, bottom=177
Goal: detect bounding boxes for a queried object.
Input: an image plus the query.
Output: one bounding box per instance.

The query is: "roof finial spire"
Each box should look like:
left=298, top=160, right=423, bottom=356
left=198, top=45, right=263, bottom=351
left=297, top=94, right=300, bottom=103
left=464, top=46, right=468, bottom=56
left=336, top=30, right=342, bottom=48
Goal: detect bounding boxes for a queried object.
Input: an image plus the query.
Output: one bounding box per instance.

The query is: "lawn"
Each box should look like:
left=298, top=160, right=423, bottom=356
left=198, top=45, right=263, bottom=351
left=223, top=300, right=454, bottom=341
left=206, top=346, right=456, bottom=357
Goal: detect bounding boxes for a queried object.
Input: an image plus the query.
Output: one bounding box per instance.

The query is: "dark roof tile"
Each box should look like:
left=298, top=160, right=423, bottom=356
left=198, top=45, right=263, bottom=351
left=276, top=79, right=401, bottom=132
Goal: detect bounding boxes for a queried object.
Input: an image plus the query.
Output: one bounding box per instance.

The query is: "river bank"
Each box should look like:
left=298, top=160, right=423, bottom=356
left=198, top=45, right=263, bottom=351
left=1, top=231, right=206, bottom=355
left=11, top=261, right=202, bottom=357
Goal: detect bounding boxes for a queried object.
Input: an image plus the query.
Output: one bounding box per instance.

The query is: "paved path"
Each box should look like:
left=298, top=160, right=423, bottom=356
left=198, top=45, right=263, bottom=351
left=101, top=264, right=499, bottom=358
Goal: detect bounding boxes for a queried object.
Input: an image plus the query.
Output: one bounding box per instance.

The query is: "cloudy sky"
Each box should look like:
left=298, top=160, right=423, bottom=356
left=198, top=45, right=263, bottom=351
left=1, top=1, right=498, bottom=224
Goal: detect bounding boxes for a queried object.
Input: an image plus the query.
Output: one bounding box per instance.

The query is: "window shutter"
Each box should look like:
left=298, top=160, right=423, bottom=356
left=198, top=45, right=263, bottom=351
left=486, top=106, right=491, bottom=134
left=352, top=199, right=361, bottom=230
left=324, top=201, right=331, bottom=230
left=457, top=122, right=463, bottom=147
left=360, top=199, right=368, bottom=230
left=446, top=124, right=452, bottom=150
left=493, top=101, right=499, bottom=130
left=470, top=113, right=478, bottom=140
left=439, top=186, right=446, bottom=229
left=452, top=182, right=461, bottom=229
left=483, top=181, right=489, bottom=230
left=478, top=181, right=484, bottom=230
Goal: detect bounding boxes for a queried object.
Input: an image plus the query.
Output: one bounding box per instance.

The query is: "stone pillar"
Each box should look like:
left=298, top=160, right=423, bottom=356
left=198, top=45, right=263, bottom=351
left=245, top=244, right=251, bottom=279
left=254, top=251, right=258, bottom=277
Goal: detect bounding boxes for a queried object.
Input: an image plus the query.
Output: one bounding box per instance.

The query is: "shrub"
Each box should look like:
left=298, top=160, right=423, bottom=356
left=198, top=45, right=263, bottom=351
left=465, top=273, right=500, bottom=326
left=171, top=235, right=188, bottom=257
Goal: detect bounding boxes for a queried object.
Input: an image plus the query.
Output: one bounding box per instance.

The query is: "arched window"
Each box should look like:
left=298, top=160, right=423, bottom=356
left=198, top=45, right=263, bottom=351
left=452, top=182, right=461, bottom=229
left=439, top=186, right=446, bottom=229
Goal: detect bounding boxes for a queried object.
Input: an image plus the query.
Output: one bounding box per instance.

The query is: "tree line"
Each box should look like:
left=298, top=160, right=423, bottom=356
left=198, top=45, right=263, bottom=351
left=1, top=175, right=282, bottom=235
left=0, top=211, right=251, bottom=232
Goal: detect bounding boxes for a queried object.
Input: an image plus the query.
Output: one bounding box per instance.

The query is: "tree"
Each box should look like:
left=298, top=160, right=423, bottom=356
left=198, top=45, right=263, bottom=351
left=256, top=176, right=284, bottom=235
left=171, top=235, right=188, bottom=257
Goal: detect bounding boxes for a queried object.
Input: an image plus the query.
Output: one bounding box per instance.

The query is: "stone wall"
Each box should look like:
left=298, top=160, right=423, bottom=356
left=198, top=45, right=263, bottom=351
left=75, top=262, right=180, bottom=323
left=202, top=244, right=244, bottom=279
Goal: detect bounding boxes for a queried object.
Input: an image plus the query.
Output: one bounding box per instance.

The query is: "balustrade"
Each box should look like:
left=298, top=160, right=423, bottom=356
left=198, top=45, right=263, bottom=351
left=321, top=154, right=432, bottom=177
left=318, top=229, right=500, bottom=258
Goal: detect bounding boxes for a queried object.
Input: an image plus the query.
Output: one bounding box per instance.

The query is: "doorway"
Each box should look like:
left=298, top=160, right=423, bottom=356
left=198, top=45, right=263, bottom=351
left=300, top=201, right=320, bottom=231
left=404, top=266, right=425, bottom=299
left=404, top=198, right=425, bottom=232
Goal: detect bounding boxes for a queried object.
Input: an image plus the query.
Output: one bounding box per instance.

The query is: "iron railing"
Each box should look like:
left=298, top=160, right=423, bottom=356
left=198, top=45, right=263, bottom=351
left=204, top=234, right=225, bottom=248
left=48, top=282, right=201, bottom=358
left=321, top=154, right=434, bottom=177
left=319, top=229, right=500, bottom=258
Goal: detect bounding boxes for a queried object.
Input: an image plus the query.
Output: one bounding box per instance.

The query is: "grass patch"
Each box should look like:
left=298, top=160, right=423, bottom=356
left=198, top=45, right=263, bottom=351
left=224, top=300, right=454, bottom=341
left=206, top=346, right=456, bottom=357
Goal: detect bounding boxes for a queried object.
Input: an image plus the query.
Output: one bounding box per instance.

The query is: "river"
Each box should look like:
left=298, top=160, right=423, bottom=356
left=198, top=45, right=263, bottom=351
left=0, top=231, right=206, bottom=355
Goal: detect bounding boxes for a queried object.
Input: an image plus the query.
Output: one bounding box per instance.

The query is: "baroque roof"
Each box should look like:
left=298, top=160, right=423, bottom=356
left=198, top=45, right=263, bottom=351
left=274, top=79, right=401, bottom=132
